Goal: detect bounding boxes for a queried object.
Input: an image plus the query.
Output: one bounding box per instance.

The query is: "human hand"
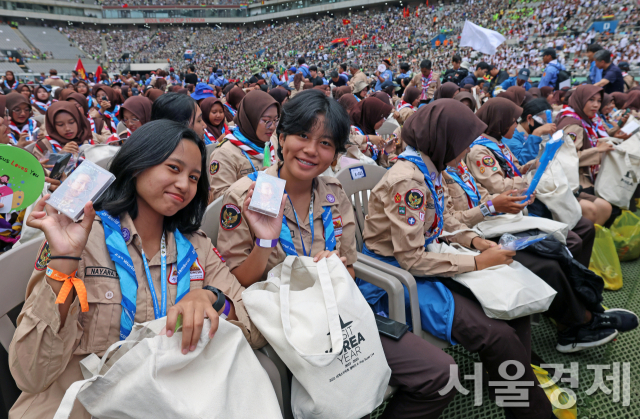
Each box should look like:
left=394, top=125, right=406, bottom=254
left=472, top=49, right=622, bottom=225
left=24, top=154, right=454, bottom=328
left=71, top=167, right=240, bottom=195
left=532, top=123, right=557, bottom=137
left=45, top=177, right=62, bottom=192
left=17, top=132, right=34, bottom=148
left=491, top=190, right=528, bottom=213
left=99, top=100, right=111, bottom=111
left=596, top=140, right=615, bottom=152
left=62, top=141, right=79, bottom=154
left=614, top=130, right=631, bottom=140
left=474, top=246, right=515, bottom=270
left=313, top=249, right=347, bottom=266
left=471, top=237, right=497, bottom=251
left=165, top=288, right=219, bottom=354
left=242, top=182, right=287, bottom=240
left=26, top=195, right=95, bottom=258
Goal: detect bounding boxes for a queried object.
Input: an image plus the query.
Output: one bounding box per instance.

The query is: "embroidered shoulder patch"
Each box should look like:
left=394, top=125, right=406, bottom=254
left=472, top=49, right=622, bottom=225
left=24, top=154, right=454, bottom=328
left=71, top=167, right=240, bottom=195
left=332, top=216, right=343, bottom=237
left=220, top=204, right=242, bottom=231
left=482, top=156, right=496, bottom=167
left=404, top=189, right=424, bottom=210
left=209, top=160, right=220, bottom=176
left=190, top=258, right=205, bottom=281
left=167, top=263, right=178, bottom=285
left=394, top=193, right=402, bottom=203
left=212, top=246, right=226, bottom=262
left=34, top=241, right=50, bottom=271
left=407, top=216, right=417, bottom=226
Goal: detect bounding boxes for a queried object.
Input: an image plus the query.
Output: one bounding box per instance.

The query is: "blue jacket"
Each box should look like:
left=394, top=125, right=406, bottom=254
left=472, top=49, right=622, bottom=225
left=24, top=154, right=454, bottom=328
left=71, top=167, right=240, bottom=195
left=213, top=76, right=228, bottom=87
left=266, top=72, right=283, bottom=87
left=506, top=129, right=543, bottom=164
left=297, top=65, right=310, bottom=79
left=356, top=244, right=457, bottom=344
left=589, top=61, right=603, bottom=84
left=499, top=77, right=531, bottom=92
left=538, top=60, right=566, bottom=88
left=374, top=69, right=393, bottom=91
left=459, top=73, right=478, bottom=87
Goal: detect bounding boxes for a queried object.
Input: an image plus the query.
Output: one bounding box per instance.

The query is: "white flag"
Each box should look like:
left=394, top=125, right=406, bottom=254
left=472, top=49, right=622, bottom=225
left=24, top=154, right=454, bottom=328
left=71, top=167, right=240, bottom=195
left=459, top=20, right=506, bottom=55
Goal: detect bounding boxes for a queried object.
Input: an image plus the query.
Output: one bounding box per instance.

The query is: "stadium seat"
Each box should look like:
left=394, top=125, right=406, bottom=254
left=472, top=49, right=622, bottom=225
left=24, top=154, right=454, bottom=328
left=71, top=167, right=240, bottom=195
left=336, top=163, right=451, bottom=349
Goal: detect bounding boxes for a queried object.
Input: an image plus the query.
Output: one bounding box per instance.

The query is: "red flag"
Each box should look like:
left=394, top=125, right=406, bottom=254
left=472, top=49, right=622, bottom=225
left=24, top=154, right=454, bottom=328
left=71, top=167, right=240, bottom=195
left=342, top=19, right=351, bottom=25
left=75, top=59, right=86, bottom=80
left=95, top=65, right=103, bottom=83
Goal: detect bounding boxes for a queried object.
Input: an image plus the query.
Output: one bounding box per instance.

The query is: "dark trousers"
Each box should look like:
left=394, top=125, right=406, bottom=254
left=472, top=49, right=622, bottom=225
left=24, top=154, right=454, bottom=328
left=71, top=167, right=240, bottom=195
left=450, top=293, right=552, bottom=419
left=377, top=332, right=457, bottom=419
left=513, top=252, right=587, bottom=327
left=567, top=216, right=596, bottom=267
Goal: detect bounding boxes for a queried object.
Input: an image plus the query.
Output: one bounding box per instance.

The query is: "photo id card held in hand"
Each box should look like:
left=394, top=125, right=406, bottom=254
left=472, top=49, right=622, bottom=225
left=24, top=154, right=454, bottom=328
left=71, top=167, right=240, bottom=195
left=248, top=171, right=286, bottom=218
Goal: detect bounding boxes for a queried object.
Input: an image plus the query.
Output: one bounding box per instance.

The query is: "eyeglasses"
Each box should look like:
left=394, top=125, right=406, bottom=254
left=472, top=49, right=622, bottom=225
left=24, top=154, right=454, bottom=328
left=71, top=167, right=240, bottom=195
left=123, top=118, right=140, bottom=125
left=259, top=118, right=279, bottom=129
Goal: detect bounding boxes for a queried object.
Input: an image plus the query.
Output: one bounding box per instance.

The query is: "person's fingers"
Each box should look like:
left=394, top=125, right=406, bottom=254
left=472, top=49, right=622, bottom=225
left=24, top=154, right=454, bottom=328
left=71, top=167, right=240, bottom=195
left=340, top=256, right=348, bottom=265
left=180, top=302, right=194, bottom=354
left=205, top=305, right=219, bottom=339
left=189, top=303, right=205, bottom=351
left=313, top=250, right=330, bottom=262
left=165, top=305, right=181, bottom=338
left=80, top=202, right=95, bottom=232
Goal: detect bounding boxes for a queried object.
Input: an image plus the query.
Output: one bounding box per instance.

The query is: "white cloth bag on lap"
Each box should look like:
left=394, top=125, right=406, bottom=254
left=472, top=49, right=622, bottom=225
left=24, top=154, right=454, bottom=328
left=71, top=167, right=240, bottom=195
left=54, top=318, right=282, bottom=419
left=595, top=136, right=640, bottom=208
left=243, top=255, right=391, bottom=419
left=531, top=159, right=582, bottom=229
left=537, top=133, right=580, bottom=192
left=474, top=212, right=569, bottom=244
left=427, top=243, right=557, bottom=320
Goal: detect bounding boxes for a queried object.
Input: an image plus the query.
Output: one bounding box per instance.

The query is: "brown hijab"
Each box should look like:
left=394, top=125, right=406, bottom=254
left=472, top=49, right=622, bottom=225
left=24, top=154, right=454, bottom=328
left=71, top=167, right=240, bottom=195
left=371, top=91, right=392, bottom=105
left=6, top=93, right=31, bottom=129
left=200, top=97, right=226, bottom=139
left=67, top=92, right=105, bottom=134
left=293, top=73, right=304, bottom=90
left=497, top=86, right=526, bottom=106
left=303, top=82, right=314, bottom=90
left=94, top=85, right=121, bottom=111
left=121, top=96, right=153, bottom=126
left=476, top=97, right=522, bottom=140
left=528, top=87, right=541, bottom=98
left=600, top=93, right=613, bottom=112
left=333, top=86, right=352, bottom=100
left=402, top=87, right=421, bottom=105
left=611, top=92, right=629, bottom=109
left=349, top=97, right=393, bottom=135
left=233, top=89, right=280, bottom=144
left=268, top=88, right=289, bottom=105
left=433, top=82, right=460, bottom=100
left=402, top=99, right=487, bottom=172
left=45, top=101, right=92, bottom=145
left=540, top=86, right=554, bottom=99
left=144, top=88, right=164, bottom=102
left=557, top=85, right=603, bottom=130
left=59, top=88, right=75, bottom=101
left=454, top=92, right=477, bottom=112
left=623, top=91, right=640, bottom=111
left=225, top=86, right=245, bottom=122
left=549, top=90, right=567, bottom=106
left=338, top=94, right=358, bottom=114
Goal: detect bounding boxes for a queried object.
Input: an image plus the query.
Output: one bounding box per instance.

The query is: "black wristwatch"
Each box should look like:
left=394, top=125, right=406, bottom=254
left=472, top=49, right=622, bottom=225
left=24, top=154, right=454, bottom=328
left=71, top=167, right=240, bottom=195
left=203, top=286, right=226, bottom=312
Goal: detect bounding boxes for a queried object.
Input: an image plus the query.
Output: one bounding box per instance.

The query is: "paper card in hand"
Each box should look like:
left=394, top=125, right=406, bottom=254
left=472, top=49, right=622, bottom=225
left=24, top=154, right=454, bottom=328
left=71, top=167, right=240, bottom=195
left=48, top=160, right=115, bottom=222
left=248, top=171, right=286, bottom=218
left=0, top=145, right=45, bottom=214
left=376, top=117, right=399, bottom=136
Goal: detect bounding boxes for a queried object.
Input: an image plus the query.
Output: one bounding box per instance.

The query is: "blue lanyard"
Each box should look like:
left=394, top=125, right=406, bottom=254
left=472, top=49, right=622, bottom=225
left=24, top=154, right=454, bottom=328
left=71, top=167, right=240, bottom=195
left=398, top=147, right=444, bottom=246
left=224, top=103, right=237, bottom=117
left=140, top=232, right=167, bottom=319
left=445, top=165, right=481, bottom=208
left=470, top=136, right=521, bottom=177
left=354, top=94, right=361, bottom=102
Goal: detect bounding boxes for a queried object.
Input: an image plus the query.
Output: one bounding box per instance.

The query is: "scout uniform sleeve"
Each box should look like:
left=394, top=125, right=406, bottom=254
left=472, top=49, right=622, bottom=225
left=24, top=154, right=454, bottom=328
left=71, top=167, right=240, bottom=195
left=465, top=145, right=529, bottom=195
left=9, top=240, right=82, bottom=394
left=397, top=107, right=414, bottom=125
left=427, top=73, right=441, bottom=99
left=217, top=183, right=255, bottom=272
left=386, top=179, right=476, bottom=277
left=406, top=73, right=421, bottom=89
left=441, top=182, right=480, bottom=247
left=349, top=127, right=369, bottom=152
left=334, top=188, right=358, bottom=266
left=208, top=146, right=240, bottom=202
left=444, top=181, right=486, bottom=228
left=566, top=125, right=601, bottom=167
left=199, top=233, right=267, bottom=349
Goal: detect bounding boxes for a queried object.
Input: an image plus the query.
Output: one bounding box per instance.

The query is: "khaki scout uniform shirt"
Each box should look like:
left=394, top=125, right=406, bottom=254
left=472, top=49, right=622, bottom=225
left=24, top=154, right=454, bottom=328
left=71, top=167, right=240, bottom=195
left=9, top=213, right=262, bottom=419
left=362, top=155, right=478, bottom=278
left=348, top=70, right=369, bottom=92
left=396, top=106, right=415, bottom=126
left=208, top=135, right=265, bottom=202
left=218, top=163, right=358, bottom=281
left=465, top=134, right=528, bottom=195
left=407, top=71, right=441, bottom=101
left=563, top=124, right=603, bottom=189
left=442, top=166, right=497, bottom=228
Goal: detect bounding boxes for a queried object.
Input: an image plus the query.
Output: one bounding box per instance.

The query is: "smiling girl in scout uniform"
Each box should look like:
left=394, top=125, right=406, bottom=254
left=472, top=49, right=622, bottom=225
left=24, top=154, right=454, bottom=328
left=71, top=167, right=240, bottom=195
left=217, top=90, right=459, bottom=419
left=9, top=120, right=262, bottom=419
left=33, top=101, right=95, bottom=161
left=6, top=93, right=44, bottom=147
left=360, top=99, right=554, bottom=419
left=208, top=90, right=281, bottom=202
left=200, top=97, right=229, bottom=146
left=470, top=97, right=599, bottom=271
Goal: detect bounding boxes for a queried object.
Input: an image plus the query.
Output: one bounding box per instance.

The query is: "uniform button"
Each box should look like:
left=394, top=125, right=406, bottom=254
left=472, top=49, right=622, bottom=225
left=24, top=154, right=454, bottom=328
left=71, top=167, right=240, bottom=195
left=105, top=291, right=114, bottom=300
left=70, top=306, right=77, bottom=315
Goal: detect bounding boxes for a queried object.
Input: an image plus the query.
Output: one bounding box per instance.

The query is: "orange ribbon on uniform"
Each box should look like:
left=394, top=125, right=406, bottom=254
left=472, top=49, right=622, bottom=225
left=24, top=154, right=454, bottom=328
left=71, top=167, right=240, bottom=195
left=46, top=267, right=89, bottom=312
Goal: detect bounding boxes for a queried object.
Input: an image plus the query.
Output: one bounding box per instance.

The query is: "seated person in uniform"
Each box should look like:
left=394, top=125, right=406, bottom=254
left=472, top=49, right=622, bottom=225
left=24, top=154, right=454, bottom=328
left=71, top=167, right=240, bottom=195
left=218, top=90, right=459, bottom=419
left=9, top=120, right=262, bottom=419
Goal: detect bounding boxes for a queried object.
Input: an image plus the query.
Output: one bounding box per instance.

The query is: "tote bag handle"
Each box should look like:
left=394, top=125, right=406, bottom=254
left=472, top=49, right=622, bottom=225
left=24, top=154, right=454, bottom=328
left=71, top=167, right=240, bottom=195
left=280, top=256, right=343, bottom=367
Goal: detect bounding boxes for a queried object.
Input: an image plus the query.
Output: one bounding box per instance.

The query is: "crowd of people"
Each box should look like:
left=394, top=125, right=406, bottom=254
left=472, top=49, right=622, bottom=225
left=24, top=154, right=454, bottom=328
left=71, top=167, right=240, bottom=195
left=1, top=24, right=640, bottom=415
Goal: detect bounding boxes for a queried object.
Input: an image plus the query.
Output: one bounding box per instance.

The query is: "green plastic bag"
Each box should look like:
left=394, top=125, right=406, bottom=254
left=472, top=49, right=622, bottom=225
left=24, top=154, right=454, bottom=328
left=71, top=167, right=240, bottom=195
left=589, top=225, right=623, bottom=291
left=611, top=211, right=640, bottom=262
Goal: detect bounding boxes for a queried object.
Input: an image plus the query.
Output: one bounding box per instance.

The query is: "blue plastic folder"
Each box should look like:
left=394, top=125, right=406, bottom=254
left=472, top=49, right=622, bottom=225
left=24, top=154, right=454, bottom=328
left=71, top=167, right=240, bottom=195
left=520, top=130, right=564, bottom=204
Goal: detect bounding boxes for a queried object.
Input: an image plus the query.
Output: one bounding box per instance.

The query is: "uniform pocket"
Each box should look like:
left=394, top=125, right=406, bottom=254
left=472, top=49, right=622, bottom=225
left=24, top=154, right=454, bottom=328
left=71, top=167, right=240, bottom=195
left=80, top=277, right=123, bottom=354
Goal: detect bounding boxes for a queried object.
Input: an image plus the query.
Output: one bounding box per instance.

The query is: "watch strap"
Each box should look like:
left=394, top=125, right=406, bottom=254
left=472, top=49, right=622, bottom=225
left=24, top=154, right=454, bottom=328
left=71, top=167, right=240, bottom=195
left=256, top=238, right=278, bottom=248
left=203, top=285, right=226, bottom=312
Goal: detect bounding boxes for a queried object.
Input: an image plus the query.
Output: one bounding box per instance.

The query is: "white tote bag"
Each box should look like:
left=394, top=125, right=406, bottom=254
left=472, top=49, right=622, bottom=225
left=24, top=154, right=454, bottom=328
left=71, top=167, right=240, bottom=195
left=427, top=243, right=557, bottom=320
left=532, top=158, right=582, bottom=229
left=474, top=212, right=569, bottom=244
left=537, top=133, right=580, bottom=193
left=595, top=135, right=640, bottom=209
left=243, top=255, right=391, bottom=419
left=54, top=318, right=282, bottom=419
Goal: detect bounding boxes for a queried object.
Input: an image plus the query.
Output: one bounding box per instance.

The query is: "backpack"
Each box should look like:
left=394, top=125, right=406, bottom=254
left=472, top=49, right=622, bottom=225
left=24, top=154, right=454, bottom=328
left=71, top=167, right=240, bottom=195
left=554, top=69, right=572, bottom=90
left=442, top=68, right=468, bottom=85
